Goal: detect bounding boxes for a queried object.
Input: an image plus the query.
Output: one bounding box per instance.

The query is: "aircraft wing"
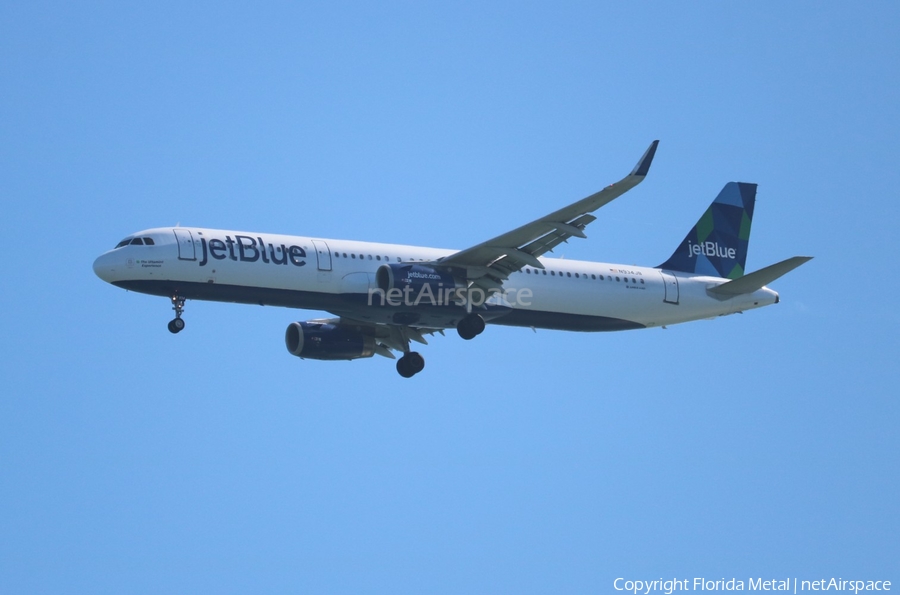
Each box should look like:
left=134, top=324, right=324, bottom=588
left=434, top=141, right=659, bottom=289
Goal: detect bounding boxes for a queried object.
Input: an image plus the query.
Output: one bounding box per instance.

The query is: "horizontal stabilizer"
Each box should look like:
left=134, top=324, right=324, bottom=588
left=707, top=256, right=813, bottom=298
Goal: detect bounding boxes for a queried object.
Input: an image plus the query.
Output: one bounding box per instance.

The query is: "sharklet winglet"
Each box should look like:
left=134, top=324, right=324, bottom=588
left=630, top=140, right=659, bottom=177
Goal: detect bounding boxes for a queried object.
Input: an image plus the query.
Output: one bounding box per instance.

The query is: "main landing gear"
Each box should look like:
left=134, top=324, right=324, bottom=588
left=167, top=295, right=186, bottom=334
left=396, top=352, right=425, bottom=378
left=396, top=313, right=483, bottom=377
left=456, top=313, right=485, bottom=340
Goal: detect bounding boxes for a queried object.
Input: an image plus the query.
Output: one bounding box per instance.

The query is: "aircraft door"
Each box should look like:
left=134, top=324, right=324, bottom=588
left=312, top=239, right=332, bottom=271
left=661, top=271, right=679, bottom=304
left=174, top=229, right=196, bottom=261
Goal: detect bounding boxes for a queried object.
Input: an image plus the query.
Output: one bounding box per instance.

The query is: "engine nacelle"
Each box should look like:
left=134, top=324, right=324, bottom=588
left=284, top=321, right=375, bottom=361
left=376, top=263, right=461, bottom=298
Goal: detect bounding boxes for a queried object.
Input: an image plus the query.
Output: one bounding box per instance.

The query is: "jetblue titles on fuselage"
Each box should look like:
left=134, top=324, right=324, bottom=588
left=198, top=235, right=306, bottom=267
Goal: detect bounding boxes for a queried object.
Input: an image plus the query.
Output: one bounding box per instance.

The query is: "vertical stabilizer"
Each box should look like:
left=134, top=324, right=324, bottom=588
left=658, top=182, right=756, bottom=279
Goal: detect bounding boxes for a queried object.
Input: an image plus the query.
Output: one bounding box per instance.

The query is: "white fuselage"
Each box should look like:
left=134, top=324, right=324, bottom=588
left=93, top=227, right=779, bottom=331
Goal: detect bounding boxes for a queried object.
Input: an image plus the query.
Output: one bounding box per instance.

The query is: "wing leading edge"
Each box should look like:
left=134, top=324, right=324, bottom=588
left=435, top=140, right=659, bottom=288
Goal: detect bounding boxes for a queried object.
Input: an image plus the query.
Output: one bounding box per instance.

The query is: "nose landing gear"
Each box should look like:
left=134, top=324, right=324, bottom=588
left=168, top=295, right=186, bottom=334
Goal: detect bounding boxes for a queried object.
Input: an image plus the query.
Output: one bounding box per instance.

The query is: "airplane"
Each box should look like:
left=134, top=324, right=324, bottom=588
left=92, top=141, right=811, bottom=378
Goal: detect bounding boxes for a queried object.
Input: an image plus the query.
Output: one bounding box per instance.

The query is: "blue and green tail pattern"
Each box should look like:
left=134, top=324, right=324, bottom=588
left=658, top=182, right=756, bottom=279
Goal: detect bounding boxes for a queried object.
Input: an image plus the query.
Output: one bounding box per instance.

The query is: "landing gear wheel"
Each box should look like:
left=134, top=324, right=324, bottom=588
left=408, top=352, right=425, bottom=374
left=167, top=318, right=185, bottom=334
left=396, top=352, right=425, bottom=378
left=397, top=357, right=414, bottom=378
left=457, top=314, right=486, bottom=340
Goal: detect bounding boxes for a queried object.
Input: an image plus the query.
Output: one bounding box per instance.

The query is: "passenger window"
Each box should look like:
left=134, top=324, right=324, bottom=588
left=566, top=272, right=571, bottom=277
left=351, top=254, right=356, bottom=259
left=526, top=269, right=531, bottom=274
left=130, top=238, right=144, bottom=245
left=640, top=279, right=645, bottom=284
left=591, top=274, right=596, bottom=280
left=551, top=271, right=555, bottom=276
left=616, top=276, right=620, bottom=282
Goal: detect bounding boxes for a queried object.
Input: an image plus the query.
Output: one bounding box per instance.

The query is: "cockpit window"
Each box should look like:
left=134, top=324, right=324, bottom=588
left=115, top=238, right=133, bottom=248
left=130, top=238, right=145, bottom=246
left=143, top=237, right=155, bottom=245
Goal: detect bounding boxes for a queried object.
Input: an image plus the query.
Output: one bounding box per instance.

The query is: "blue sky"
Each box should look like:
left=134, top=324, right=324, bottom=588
left=1, top=2, right=898, bottom=593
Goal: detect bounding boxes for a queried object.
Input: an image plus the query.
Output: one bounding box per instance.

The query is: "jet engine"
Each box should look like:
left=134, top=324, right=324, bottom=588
left=376, top=263, right=461, bottom=302
left=285, top=321, right=376, bottom=361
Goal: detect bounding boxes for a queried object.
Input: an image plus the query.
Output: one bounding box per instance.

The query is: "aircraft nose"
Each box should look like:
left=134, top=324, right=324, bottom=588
left=93, top=252, right=117, bottom=283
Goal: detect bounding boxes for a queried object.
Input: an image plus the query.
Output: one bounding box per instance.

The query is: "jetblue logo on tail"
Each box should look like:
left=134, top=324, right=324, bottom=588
left=688, top=241, right=736, bottom=260
left=658, top=182, right=756, bottom=278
